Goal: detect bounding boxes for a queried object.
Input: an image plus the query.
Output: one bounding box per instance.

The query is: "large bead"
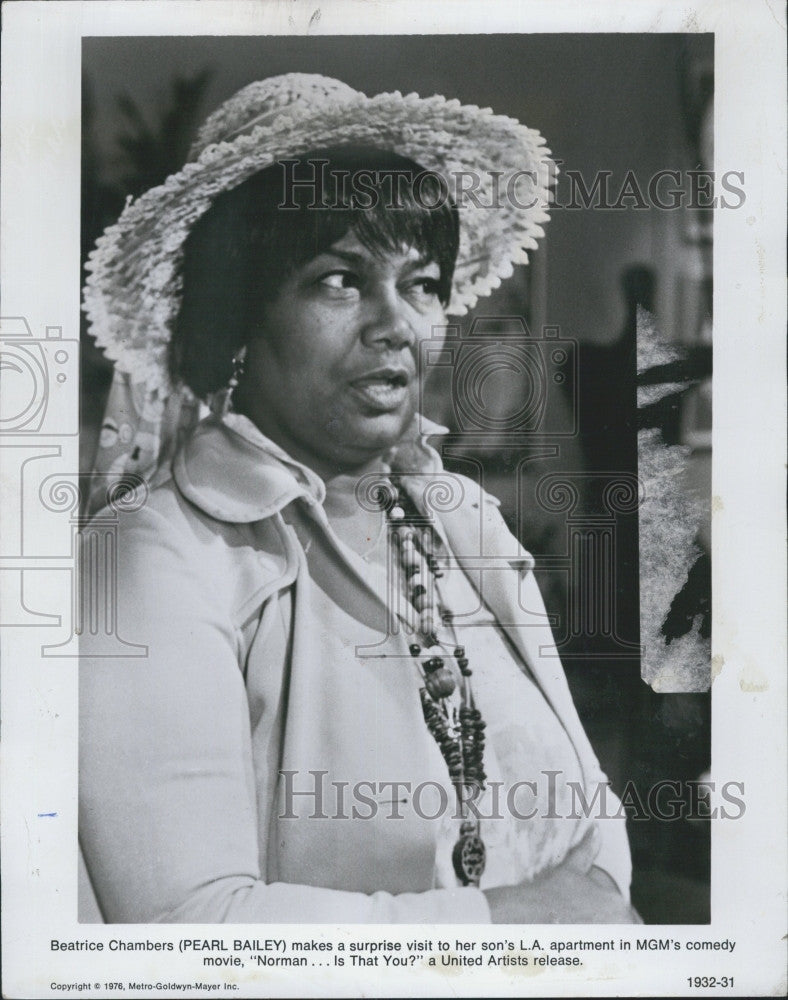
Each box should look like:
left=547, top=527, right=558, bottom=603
left=425, top=667, right=456, bottom=700
left=452, top=832, right=486, bottom=887
left=412, top=592, right=430, bottom=613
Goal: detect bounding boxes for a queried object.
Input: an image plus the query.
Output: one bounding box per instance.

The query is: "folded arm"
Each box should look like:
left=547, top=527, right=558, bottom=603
left=79, top=501, right=490, bottom=924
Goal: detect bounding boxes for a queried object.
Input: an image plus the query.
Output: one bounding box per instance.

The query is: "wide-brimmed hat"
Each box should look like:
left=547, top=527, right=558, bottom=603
left=83, top=73, right=555, bottom=398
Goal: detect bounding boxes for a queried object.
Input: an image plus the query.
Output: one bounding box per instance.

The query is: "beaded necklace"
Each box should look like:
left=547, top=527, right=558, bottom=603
left=378, top=475, right=487, bottom=888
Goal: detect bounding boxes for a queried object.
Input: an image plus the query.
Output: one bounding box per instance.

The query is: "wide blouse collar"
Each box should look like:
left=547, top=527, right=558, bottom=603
left=172, top=410, right=449, bottom=524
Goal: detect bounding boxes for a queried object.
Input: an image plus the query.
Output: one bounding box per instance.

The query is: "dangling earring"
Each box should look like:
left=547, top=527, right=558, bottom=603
left=210, top=345, right=247, bottom=418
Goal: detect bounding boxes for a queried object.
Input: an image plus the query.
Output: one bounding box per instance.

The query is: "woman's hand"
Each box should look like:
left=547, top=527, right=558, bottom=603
left=484, top=865, right=642, bottom=924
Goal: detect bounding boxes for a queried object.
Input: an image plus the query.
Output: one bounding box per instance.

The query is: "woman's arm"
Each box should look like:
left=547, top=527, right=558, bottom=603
left=484, top=868, right=641, bottom=924
left=79, top=496, right=490, bottom=924
left=515, top=569, right=634, bottom=901
left=466, top=488, right=634, bottom=903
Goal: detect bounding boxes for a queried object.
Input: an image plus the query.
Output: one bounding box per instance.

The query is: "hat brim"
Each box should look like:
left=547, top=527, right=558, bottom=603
left=83, top=87, right=554, bottom=394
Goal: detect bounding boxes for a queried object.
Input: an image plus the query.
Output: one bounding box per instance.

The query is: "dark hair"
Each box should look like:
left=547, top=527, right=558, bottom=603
left=170, top=146, right=460, bottom=399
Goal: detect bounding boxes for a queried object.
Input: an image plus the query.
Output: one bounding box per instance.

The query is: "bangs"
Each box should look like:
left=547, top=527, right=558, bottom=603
left=262, top=146, right=460, bottom=305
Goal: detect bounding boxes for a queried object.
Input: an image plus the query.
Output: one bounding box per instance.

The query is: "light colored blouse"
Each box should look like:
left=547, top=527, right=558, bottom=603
left=79, top=412, right=631, bottom=923
left=305, top=470, right=592, bottom=891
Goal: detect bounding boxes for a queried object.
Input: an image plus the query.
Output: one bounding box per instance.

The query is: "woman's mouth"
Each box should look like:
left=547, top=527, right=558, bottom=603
left=349, top=371, right=410, bottom=411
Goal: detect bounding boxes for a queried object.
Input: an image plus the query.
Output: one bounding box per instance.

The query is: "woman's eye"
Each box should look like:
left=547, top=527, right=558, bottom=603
left=409, top=276, right=441, bottom=298
left=318, top=271, right=359, bottom=292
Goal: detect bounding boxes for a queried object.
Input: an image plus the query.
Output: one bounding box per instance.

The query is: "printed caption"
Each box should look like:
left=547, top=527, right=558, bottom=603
left=48, top=935, right=738, bottom=992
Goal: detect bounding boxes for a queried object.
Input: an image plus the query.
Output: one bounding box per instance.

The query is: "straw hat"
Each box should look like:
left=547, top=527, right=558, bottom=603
left=83, top=73, right=555, bottom=398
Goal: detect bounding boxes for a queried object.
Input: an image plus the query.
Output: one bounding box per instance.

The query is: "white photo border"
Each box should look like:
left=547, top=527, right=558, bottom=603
left=1, top=1, right=785, bottom=997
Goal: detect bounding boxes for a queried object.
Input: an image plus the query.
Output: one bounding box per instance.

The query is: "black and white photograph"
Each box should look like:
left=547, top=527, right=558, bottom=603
left=76, top=31, right=714, bottom=926
left=0, top=2, right=785, bottom=997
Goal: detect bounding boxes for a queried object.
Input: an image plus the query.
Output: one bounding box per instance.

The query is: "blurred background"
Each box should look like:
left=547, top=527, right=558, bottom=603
left=82, top=33, right=713, bottom=922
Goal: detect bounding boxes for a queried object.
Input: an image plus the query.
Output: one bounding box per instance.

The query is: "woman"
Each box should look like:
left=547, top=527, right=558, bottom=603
left=80, top=73, right=637, bottom=923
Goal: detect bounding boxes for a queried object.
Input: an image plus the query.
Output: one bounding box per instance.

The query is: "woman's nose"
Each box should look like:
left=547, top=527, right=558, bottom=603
left=360, top=287, right=415, bottom=351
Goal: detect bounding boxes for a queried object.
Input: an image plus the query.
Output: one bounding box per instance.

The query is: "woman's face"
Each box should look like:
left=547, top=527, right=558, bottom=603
left=238, top=228, right=447, bottom=477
